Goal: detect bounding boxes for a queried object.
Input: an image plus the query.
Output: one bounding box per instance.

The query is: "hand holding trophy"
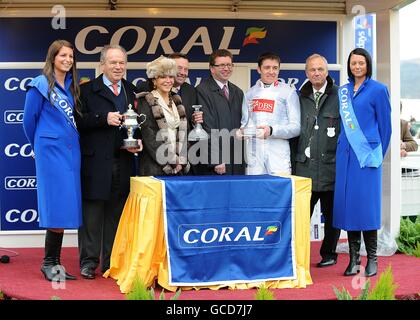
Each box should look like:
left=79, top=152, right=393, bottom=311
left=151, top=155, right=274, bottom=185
left=188, top=105, right=209, bottom=141
left=243, top=100, right=257, bottom=137
left=120, top=104, right=146, bottom=149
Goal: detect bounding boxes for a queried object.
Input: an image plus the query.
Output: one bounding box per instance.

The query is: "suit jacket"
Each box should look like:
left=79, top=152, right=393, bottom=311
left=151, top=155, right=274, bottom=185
left=196, top=76, right=245, bottom=175
left=295, top=76, right=340, bottom=192
left=75, top=74, right=138, bottom=200
left=401, top=119, right=418, bottom=152
left=176, top=82, right=197, bottom=126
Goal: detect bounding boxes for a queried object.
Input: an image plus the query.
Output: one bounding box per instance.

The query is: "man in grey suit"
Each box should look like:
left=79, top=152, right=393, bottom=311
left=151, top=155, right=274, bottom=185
left=196, top=49, right=245, bottom=175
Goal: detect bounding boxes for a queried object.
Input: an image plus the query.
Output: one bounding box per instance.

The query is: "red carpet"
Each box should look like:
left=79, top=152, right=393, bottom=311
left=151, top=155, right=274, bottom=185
left=1, top=241, right=419, bottom=300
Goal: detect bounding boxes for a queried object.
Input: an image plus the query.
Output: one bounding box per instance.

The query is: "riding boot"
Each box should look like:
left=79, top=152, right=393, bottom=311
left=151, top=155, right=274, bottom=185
left=53, top=231, right=77, bottom=280
left=363, top=230, right=378, bottom=277
left=41, top=230, right=64, bottom=281
left=344, top=231, right=362, bottom=276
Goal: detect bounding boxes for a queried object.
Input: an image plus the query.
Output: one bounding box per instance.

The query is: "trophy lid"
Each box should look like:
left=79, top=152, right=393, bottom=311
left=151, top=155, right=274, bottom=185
left=124, top=104, right=137, bottom=118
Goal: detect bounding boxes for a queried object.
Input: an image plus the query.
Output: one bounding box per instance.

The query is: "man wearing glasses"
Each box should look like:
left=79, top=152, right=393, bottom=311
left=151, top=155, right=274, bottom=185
left=196, top=49, right=245, bottom=175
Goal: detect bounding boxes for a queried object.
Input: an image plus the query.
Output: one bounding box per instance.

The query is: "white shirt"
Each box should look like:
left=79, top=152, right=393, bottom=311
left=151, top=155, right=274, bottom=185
left=312, top=80, right=328, bottom=96
left=214, top=78, right=229, bottom=96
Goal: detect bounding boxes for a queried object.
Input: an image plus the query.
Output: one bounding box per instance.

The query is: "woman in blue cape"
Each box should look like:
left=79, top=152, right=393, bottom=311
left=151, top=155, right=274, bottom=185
left=23, top=40, right=82, bottom=281
left=333, top=48, right=391, bottom=277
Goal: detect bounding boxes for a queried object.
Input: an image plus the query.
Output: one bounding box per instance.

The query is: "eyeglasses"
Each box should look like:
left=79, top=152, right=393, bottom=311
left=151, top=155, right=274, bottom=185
left=212, top=63, right=234, bottom=69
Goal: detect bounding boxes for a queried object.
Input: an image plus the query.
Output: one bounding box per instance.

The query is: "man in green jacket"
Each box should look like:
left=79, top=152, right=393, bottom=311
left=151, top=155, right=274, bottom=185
left=294, top=54, right=341, bottom=267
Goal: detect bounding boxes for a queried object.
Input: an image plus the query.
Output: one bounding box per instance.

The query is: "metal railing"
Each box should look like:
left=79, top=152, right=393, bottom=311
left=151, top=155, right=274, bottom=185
left=401, top=147, right=420, bottom=216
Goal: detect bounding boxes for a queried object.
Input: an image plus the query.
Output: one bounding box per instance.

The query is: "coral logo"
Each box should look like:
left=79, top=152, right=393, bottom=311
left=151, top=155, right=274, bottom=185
left=355, top=17, right=371, bottom=29
left=4, top=110, right=24, bottom=124
left=264, top=225, right=278, bottom=236
left=79, top=77, right=91, bottom=85
left=5, top=176, right=37, bottom=190
left=242, top=27, right=267, bottom=46
left=5, top=209, right=39, bottom=223
left=4, top=77, right=33, bottom=91
left=180, top=221, right=281, bottom=248
left=4, top=143, right=34, bottom=158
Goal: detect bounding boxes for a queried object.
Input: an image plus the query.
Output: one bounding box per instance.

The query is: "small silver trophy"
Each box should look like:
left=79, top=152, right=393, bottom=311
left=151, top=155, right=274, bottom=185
left=243, top=100, right=257, bottom=137
left=120, top=104, right=146, bottom=149
left=188, top=105, right=209, bottom=141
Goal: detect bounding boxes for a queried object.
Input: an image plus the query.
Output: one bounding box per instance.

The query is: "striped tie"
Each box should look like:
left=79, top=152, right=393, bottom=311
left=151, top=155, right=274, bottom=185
left=222, top=85, right=229, bottom=100
left=314, top=91, right=322, bottom=108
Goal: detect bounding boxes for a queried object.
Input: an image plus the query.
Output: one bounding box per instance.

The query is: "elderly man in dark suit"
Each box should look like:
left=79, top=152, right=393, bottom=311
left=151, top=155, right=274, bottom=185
left=196, top=49, right=245, bottom=175
left=75, top=45, right=142, bottom=279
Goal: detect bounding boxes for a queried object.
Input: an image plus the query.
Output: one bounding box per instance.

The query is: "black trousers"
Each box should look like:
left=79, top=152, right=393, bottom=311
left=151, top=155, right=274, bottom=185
left=78, top=158, right=128, bottom=273
left=310, top=191, right=341, bottom=260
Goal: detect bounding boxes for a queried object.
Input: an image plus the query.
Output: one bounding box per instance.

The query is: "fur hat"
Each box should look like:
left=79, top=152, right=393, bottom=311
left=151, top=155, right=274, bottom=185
left=146, top=56, right=177, bottom=79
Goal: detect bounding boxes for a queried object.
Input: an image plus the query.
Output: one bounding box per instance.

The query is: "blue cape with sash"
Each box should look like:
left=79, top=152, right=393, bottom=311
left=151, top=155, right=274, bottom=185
left=338, top=83, right=382, bottom=168
left=28, top=75, right=78, bottom=135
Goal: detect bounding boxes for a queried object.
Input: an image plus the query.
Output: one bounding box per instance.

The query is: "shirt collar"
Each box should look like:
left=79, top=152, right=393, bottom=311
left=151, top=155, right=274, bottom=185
left=312, top=80, right=328, bottom=95
left=214, top=78, right=228, bottom=90
left=103, top=74, right=121, bottom=88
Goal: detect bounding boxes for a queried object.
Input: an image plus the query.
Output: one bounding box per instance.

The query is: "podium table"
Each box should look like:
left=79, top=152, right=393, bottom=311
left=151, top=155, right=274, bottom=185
left=104, top=175, right=312, bottom=293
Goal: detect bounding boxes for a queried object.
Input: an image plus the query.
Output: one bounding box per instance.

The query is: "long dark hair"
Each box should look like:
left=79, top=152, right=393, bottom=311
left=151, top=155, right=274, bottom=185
left=42, top=39, right=81, bottom=114
left=347, top=48, right=372, bottom=80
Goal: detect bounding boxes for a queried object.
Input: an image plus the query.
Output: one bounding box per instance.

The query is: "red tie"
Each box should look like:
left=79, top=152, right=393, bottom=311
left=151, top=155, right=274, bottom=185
left=222, top=84, right=229, bottom=100
left=111, top=83, right=119, bottom=96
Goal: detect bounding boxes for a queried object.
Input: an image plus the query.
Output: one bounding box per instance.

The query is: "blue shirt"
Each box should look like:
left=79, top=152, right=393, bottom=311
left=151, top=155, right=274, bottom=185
left=103, top=75, right=121, bottom=95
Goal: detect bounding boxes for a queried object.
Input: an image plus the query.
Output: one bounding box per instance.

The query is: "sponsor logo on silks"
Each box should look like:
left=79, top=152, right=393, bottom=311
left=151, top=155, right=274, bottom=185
left=79, top=77, right=91, bottom=85
left=349, top=123, right=355, bottom=130
left=252, top=98, right=274, bottom=113
left=179, top=221, right=281, bottom=248
left=264, top=225, right=278, bottom=236
left=242, top=27, right=267, bottom=46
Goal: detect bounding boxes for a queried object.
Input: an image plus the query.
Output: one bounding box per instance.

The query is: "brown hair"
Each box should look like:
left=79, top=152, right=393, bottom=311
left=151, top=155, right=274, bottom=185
left=257, top=52, right=281, bottom=67
left=42, top=39, right=80, bottom=114
left=209, top=49, right=233, bottom=67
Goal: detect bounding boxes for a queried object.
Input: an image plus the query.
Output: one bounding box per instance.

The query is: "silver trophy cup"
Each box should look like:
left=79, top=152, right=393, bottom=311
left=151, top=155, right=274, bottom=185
left=243, top=100, right=257, bottom=137
left=120, top=104, right=146, bottom=149
left=188, top=105, right=209, bottom=141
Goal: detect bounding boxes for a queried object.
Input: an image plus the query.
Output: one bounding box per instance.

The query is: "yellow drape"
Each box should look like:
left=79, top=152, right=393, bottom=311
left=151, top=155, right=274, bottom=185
left=104, top=175, right=312, bottom=293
